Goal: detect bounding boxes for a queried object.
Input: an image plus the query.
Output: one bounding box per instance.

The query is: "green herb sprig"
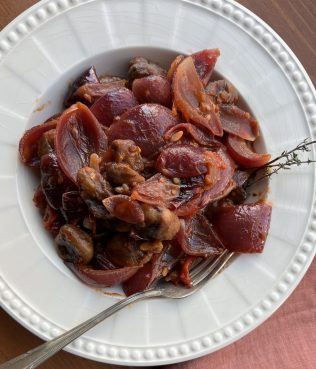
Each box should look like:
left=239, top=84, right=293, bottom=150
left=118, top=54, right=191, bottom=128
left=246, top=138, right=316, bottom=188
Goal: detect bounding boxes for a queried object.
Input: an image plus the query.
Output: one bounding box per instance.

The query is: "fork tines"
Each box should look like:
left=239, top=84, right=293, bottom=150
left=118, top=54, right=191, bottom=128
left=190, top=250, right=234, bottom=286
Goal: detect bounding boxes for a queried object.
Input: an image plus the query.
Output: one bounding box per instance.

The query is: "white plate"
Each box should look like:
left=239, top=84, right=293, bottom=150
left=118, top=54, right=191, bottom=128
left=0, top=0, right=316, bottom=366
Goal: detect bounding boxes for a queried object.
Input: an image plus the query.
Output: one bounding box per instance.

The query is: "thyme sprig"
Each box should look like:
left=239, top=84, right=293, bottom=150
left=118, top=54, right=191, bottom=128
left=246, top=138, right=316, bottom=188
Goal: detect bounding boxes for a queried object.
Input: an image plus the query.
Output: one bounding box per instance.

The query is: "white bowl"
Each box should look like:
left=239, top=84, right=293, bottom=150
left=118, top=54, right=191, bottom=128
left=0, top=0, right=315, bottom=366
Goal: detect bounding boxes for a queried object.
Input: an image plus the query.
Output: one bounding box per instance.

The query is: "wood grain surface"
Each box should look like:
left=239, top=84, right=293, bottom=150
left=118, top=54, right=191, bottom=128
left=0, top=1, right=315, bottom=369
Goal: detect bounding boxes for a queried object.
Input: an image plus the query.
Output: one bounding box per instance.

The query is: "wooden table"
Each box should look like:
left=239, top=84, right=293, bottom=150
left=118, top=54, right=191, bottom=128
left=0, top=1, right=315, bottom=368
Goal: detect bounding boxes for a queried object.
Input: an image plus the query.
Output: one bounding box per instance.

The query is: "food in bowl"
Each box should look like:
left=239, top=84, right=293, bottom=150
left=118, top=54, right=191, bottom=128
left=19, top=49, right=272, bottom=295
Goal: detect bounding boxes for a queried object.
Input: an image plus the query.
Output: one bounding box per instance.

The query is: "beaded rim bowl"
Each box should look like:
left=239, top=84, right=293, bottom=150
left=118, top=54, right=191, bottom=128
left=0, top=0, right=315, bottom=366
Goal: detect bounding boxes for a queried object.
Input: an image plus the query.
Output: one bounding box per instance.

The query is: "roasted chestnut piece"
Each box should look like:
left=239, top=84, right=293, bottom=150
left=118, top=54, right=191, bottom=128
left=55, top=224, right=93, bottom=264
left=127, top=57, right=166, bottom=86
left=106, top=234, right=152, bottom=267
left=140, top=204, right=180, bottom=241
left=77, top=167, right=112, bottom=201
left=105, top=162, right=145, bottom=186
left=206, top=79, right=239, bottom=105
left=110, top=139, right=144, bottom=172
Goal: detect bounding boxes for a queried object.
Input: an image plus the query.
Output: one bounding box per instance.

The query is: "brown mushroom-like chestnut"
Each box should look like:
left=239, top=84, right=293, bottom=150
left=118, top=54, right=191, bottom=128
left=105, top=162, right=145, bottom=186
left=55, top=224, right=94, bottom=264
left=140, top=204, right=180, bottom=240
left=106, top=234, right=152, bottom=267
left=77, top=166, right=112, bottom=201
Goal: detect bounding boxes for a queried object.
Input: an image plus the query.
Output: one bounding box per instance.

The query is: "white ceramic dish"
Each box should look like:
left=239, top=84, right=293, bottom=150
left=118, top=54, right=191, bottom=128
left=0, top=0, right=316, bottom=366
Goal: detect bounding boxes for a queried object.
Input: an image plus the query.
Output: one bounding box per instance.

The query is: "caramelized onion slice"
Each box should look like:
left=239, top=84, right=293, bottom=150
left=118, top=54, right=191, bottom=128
left=173, top=192, right=203, bottom=218
left=123, top=241, right=183, bottom=295
left=64, top=66, right=99, bottom=107
left=174, top=148, right=236, bottom=217
left=40, top=153, right=73, bottom=210
left=67, top=263, right=140, bottom=288
left=220, top=105, right=259, bottom=141
left=226, top=134, right=270, bottom=168
left=156, top=144, right=224, bottom=179
left=103, top=195, right=144, bottom=224
left=131, top=173, right=179, bottom=207
left=192, top=48, right=220, bottom=86
left=55, top=102, right=107, bottom=183
left=167, top=55, right=184, bottom=82
left=42, top=205, right=65, bottom=237
left=122, top=262, right=153, bottom=296
left=179, top=255, right=198, bottom=287
left=206, top=79, right=239, bottom=105
left=167, top=49, right=219, bottom=86
left=173, top=56, right=223, bottom=136
left=212, top=203, right=272, bottom=253
left=107, top=104, right=177, bottom=158
left=19, top=119, right=58, bottom=166
left=177, top=215, right=225, bottom=256
left=132, top=75, right=171, bottom=107
left=164, top=123, right=221, bottom=148
left=74, top=81, right=127, bottom=105
left=90, top=87, right=138, bottom=126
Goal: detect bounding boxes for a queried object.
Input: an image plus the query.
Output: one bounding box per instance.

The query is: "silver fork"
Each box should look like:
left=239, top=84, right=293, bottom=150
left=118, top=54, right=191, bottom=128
left=0, top=250, right=234, bottom=369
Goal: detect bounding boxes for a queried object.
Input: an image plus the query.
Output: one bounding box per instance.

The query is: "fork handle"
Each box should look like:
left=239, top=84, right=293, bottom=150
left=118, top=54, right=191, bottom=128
left=0, top=289, right=161, bottom=369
